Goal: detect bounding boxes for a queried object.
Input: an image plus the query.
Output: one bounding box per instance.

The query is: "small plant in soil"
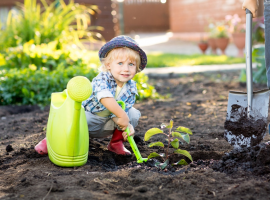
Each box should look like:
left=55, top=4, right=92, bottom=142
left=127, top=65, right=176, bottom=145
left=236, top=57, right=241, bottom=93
left=144, top=119, right=193, bottom=169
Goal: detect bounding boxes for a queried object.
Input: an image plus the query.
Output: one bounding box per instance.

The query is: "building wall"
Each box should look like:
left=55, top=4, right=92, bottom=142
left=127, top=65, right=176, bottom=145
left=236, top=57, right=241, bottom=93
left=0, top=0, right=24, bottom=6
left=169, top=0, right=264, bottom=41
left=169, top=0, right=244, bottom=33
left=123, top=0, right=169, bottom=33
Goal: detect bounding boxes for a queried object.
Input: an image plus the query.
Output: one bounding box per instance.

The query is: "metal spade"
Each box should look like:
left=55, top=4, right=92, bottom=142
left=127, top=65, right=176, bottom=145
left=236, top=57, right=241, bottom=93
left=224, top=9, right=270, bottom=148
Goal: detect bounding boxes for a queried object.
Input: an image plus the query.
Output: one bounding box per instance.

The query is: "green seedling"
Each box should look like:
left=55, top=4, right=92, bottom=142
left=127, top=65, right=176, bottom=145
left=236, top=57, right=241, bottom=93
left=144, top=119, right=193, bottom=169
left=117, top=101, right=148, bottom=164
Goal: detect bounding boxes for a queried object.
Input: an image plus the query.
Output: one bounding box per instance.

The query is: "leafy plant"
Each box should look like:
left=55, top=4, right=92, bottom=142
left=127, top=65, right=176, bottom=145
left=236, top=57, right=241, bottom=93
left=208, top=21, right=229, bottom=39
left=0, top=0, right=104, bottom=50
left=225, top=14, right=245, bottom=34
left=0, top=65, right=98, bottom=106
left=252, top=16, right=265, bottom=44
left=144, top=120, right=193, bottom=169
left=133, top=72, right=161, bottom=101
left=2, top=40, right=99, bottom=70
left=252, top=45, right=267, bottom=84
left=239, top=45, right=267, bottom=84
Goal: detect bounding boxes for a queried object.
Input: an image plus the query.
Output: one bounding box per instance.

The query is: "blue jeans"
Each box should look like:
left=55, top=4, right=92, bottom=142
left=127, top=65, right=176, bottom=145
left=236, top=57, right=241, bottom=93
left=265, top=0, right=270, bottom=87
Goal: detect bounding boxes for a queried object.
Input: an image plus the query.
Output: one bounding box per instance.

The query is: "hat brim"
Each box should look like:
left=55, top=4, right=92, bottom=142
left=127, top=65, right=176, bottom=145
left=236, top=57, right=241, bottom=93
left=99, top=40, right=147, bottom=71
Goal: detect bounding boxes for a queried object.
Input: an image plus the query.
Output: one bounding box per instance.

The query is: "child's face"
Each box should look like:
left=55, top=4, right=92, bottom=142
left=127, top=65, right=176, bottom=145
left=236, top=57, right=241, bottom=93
left=106, top=56, right=137, bottom=87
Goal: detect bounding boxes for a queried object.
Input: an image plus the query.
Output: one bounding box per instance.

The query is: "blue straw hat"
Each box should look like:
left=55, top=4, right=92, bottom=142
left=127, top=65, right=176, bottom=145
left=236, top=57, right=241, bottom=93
left=99, top=35, right=147, bottom=71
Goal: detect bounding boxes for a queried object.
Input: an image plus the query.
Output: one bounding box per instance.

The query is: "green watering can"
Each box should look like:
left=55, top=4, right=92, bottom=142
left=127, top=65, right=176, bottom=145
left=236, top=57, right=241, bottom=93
left=46, top=76, right=92, bottom=167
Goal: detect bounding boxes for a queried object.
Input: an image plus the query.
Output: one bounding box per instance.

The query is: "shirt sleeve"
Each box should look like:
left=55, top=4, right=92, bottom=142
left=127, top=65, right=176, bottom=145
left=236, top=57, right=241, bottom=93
left=96, top=90, right=114, bottom=101
left=92, top=73, right=114, bottom=101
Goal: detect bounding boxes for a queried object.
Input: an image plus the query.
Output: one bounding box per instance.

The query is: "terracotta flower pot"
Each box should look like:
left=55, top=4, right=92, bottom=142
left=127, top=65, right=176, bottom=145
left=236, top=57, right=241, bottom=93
left=232, top=33, right=245, bottom=57
left=198, top=42, right=208, bottom=54
left=215, top=37, right=230, bottom=55
left=208, top=38, right=217, bottom=54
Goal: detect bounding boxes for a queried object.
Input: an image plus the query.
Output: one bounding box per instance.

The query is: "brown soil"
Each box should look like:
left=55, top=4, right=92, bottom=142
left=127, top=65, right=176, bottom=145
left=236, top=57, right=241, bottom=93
left=224, top=105, right=267, bottom=147
left=1, top=71, right=270, bottom=200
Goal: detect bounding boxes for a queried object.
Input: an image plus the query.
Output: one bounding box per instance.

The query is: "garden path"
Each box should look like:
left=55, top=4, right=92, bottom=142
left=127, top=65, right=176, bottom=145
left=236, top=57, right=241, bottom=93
left=128, top=32, right=239, bottom=56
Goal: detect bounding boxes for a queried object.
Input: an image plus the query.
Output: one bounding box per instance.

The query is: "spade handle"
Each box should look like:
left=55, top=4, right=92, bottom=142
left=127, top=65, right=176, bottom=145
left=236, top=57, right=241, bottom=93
left=246, top=9, right=253, bottom=117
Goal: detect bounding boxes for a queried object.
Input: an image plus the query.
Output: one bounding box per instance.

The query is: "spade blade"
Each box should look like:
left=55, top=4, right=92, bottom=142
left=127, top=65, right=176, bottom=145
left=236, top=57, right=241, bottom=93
left=224, top=89, right=269, bottom=148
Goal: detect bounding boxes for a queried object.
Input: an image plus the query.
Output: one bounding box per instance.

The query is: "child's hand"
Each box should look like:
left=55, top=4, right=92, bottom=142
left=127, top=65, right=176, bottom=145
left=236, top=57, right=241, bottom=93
left=112, top=114, right=129, bottom=131
left=242, top=0, right=259, bottom=18
left=122, top=124, right=134, bottom=141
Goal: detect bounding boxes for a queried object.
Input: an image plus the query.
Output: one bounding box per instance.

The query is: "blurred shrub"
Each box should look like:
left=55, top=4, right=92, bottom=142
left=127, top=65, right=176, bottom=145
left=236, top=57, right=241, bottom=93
left=0, top=66, right=159, bottom=105
left=2, top=40, right=99, bottom=70
left=133, top=72, right=160, bottom=101
left=0, top=66, right=98, bottom=106
left=253, top=17, right=265, bottom=44
left=0, top=0, right=104, bottom=50
left=0, top=0, right=160, bottom=106
left=252, top=45, right=267, bottom=84
left=239, top=45, right=267, bottom=84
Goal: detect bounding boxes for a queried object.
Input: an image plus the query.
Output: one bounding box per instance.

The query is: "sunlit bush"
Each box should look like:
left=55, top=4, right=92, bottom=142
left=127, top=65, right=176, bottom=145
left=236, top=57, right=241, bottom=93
left=0, top=66, right=159, bottom=106
left=0, top=0, right=104, bottom=50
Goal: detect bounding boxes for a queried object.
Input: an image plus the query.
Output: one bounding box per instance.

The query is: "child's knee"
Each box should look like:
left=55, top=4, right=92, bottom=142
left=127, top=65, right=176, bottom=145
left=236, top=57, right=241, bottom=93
left=128, top=107, right=141, bottom=128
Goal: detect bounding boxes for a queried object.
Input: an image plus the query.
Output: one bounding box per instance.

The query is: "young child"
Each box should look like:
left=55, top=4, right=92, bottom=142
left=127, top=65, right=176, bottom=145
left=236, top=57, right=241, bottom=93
left=35, top=35, right=147, bottom=156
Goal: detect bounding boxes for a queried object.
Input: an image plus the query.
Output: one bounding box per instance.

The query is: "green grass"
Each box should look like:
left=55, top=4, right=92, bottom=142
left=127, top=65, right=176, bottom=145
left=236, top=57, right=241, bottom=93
left=0, top=51, right=245, bottom=69
left=84, top=52, right=245, bottom=68
left=146, top=53, right=245, bottom=68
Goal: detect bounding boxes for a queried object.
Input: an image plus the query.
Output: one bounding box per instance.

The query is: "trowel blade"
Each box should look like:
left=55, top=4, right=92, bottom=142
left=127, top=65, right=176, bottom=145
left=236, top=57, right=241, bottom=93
left=225, top=89, right=269, bottom=148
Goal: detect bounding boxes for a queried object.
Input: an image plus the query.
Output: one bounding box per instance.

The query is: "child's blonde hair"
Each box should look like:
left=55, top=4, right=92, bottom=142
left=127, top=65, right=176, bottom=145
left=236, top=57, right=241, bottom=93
left=99, top=47, right=141, bottom=73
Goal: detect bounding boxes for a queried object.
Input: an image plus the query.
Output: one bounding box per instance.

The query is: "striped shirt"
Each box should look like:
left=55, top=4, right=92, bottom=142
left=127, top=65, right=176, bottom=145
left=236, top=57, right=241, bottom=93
left=82, top=71, right=138, bottom=118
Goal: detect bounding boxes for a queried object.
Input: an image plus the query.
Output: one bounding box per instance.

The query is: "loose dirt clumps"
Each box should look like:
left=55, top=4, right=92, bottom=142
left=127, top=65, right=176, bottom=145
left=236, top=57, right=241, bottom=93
left=1, top=72, right=270, bottom=200
left=224, top=104, right=267, bottom=147
left=213, top=143, right=270, bottom=176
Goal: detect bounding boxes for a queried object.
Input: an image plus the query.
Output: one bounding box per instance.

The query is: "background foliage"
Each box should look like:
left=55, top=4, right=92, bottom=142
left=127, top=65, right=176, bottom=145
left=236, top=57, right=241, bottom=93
left=0, top=0, right=104, bottom=50
left=0, top=0, right=159, bottom=106
left=239, top=45, right=267, bottom=84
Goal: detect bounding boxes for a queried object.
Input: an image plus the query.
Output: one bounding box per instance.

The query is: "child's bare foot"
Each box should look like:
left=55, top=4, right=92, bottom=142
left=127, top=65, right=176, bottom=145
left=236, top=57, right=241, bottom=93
left=35, top=138, right=48, bottom=155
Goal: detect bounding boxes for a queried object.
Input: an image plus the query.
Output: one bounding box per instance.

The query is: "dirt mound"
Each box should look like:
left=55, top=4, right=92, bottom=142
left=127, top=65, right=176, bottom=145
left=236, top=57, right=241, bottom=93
left=224, top=104, right=267, bottom=148
left=212, top=143, right=270, bottom=176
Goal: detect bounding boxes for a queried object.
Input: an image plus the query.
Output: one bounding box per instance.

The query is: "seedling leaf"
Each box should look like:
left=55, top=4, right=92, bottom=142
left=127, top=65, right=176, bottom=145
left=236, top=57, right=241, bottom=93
left=159, top=153, right=165, bottom=157
left=172, top=132, right=190, bottom=144
left=170, top=138, right=179, bottom=149
left=175, top=126, right=193, bottom=135
left=173, top=159, right=188, bottom=166
left=174, top=149, right=193, bottom=161
left=144, top=128, right=163, bottom=141
left=148, top=152, right=160, bottom=159
left=161, top=123, right=171, bottom=129
left=148, top=142, right=164, bottom=148
left=155, top=159, right=169, bottom=169
left=169, top=119, right=173, bottom=128
left=160, top=123, right=167, bottom=129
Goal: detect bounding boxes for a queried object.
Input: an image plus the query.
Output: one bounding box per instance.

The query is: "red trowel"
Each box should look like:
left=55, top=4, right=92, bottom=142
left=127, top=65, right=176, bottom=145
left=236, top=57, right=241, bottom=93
left=224, top=9, right=269, bottom=148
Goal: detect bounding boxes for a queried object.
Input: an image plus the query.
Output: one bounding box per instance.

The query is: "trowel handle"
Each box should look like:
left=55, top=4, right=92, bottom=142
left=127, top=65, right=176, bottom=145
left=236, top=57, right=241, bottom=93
left=117, top=101, right=148, bottom=163
left=245, top=8, right=253, bottom=115
left=125, top=127, right=144, bottom=162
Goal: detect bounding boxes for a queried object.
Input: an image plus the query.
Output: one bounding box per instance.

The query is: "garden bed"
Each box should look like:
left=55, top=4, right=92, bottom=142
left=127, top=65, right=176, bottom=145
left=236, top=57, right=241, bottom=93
left=1, top=71, right=270, bottom=199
